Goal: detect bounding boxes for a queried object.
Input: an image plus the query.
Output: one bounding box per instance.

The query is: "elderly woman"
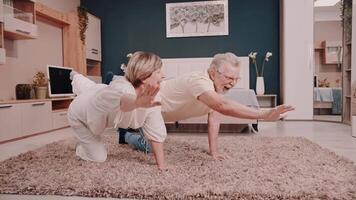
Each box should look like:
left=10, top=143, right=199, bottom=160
left=67, top=51, right=167, bottom=170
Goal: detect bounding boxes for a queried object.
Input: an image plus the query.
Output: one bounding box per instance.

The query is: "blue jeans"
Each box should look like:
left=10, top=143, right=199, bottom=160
left=118, top=128, right=152, bottom=153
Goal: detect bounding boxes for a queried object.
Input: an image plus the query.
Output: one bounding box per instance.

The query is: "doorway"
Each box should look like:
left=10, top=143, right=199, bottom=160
left=313, top=0, right=343, bottom=122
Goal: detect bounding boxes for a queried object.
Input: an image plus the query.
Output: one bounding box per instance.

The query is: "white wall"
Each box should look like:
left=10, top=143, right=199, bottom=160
left=281, top=0, right=314, bottom=120
left=0, top=0, right=80, bottom=101
left=314, top=21, right=342, bottom=45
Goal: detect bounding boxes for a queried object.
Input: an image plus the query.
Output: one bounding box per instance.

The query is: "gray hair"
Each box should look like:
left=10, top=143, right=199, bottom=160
left=209, top=52, right=240, bottom=70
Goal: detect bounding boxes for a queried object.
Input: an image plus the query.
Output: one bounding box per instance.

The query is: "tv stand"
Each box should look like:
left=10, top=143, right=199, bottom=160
left=50, top=97, right=74, bottom=129
left=0, top=97, right=75, bottom=144
left=51, top=97, right=74, bottom=111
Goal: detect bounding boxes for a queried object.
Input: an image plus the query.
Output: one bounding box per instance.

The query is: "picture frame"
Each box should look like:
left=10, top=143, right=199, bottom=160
left=166, top=0, right=229, bottom=38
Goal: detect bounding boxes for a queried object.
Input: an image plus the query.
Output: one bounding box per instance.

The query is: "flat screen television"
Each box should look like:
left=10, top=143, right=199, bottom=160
left=47, top=65, right=74, bottom=97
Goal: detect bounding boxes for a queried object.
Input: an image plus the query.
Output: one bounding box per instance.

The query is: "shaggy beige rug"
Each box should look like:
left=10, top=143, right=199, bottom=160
left=1, top=134, right=356, bottom=200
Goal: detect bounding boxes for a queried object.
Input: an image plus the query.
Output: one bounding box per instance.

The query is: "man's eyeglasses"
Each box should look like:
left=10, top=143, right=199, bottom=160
left=216, top=69, right=241, bottom=82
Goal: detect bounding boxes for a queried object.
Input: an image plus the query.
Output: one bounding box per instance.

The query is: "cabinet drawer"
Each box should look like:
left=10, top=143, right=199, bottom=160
left=4, top=16, right=38, bottom=39
left=0, top=104, right=22, bottom=142
left=21, top=102, right=52, bottom=136
left=86, top=48, right=101, bottom=61
left=52, top=111, right=69, bottom=129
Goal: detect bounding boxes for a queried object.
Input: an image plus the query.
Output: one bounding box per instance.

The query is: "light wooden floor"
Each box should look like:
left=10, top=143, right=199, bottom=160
left=313, top=115, right=342, bottom=122
left=0, top=121, right=355, bottom=200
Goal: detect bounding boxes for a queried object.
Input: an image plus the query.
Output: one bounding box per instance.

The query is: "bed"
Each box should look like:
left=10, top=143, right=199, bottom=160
left=161, top=57, right=259, bottom=132
left=313, top=87, right=342, bottom=115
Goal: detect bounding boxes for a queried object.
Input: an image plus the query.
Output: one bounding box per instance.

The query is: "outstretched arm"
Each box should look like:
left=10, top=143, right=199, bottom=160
left=207, top=111, right=227, bottom=160
left=198, top=91, right=294, bottom=120
left=120, top=84, right=161, bottom=112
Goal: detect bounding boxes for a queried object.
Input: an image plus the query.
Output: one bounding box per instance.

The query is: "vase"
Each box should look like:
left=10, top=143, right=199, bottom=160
left=256, top=76, right=265, bottom=95
left=35, top=86, right=47, bottom=99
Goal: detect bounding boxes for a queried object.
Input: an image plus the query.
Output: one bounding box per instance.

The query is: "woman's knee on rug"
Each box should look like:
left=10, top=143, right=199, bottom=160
left=76, top=141, right=107, bottom=162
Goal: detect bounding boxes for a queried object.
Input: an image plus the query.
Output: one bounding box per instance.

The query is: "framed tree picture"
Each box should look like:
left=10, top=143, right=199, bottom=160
left=166, top=0, right=229, bottom=38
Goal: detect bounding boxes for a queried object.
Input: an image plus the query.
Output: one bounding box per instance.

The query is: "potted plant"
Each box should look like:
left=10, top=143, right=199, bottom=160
left=32, top=71, right=48, bottom=99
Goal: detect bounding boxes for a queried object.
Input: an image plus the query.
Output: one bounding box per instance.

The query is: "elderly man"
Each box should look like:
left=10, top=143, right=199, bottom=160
left=119, top=52, right=294, bottom=160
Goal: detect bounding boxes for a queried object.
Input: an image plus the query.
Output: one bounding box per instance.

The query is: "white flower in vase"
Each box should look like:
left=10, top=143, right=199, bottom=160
left=248, top=51, right=273, bottom=95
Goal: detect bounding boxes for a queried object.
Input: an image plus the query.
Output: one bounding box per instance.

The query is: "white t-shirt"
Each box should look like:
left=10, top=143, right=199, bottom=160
left=160, top=70, right=215, bottom=122
left=68, top=76, right=166, bottom=142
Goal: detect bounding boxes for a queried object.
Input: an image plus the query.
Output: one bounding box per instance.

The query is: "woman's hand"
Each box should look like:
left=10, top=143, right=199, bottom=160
left=135, top=84, right=161, bottom=108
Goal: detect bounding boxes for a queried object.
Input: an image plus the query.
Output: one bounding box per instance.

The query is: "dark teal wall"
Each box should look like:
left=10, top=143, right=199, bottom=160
left=81, top=0, right=280, bottom=96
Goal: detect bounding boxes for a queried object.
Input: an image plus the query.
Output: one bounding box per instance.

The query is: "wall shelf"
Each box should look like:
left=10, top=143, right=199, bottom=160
left=2, top=0, right=38, bottom=40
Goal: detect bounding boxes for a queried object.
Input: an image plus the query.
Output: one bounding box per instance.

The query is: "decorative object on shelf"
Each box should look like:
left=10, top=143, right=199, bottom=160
left=318, top=78, right=330, bottom=88
left=255, top=77, right=265, bottom=95
left=248, top=51, right=273, bottom=95
left=32, top=71, right=48, bottom=99
left=77, top=6, right=88, bottom=45
left=314, top=75, right=319, bottom=87
left=165, top=0, right=229, bottom=38
left=15, top=84, right=34, bottom=100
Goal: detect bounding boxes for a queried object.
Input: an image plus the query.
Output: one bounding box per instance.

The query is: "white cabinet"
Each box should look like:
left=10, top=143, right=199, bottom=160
left=85, top=13, right=101, bottom=61
left=4, top=15, right=38, bottom=39
left=21, top=102, right=52, bottom=135
left=2, top=0, right=37, bottom=40
left=52, top=110, right=69, bottom=129
left=0, top=104, right=22, bottom=141
left=322, top=41, right=342, bottom=64
left=0, top=98, right=72, bottom=143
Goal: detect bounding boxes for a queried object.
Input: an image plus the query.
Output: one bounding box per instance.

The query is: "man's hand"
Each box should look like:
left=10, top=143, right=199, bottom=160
left=261, top=104, right=295, bottom=121
left=135, top=84, right=161, bottom=108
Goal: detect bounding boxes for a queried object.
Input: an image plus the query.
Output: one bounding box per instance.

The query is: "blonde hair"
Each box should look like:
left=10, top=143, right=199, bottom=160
left=209, top=52, right=240, bottom=70
left=124, top=51, right=162, bottom=88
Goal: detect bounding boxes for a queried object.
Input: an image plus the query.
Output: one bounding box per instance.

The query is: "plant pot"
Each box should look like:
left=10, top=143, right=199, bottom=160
left=256, top=76, right=265, bottom=95
left=35, top=86, right=47, bottom=99
left=15, top=84, right=34, bottom=100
